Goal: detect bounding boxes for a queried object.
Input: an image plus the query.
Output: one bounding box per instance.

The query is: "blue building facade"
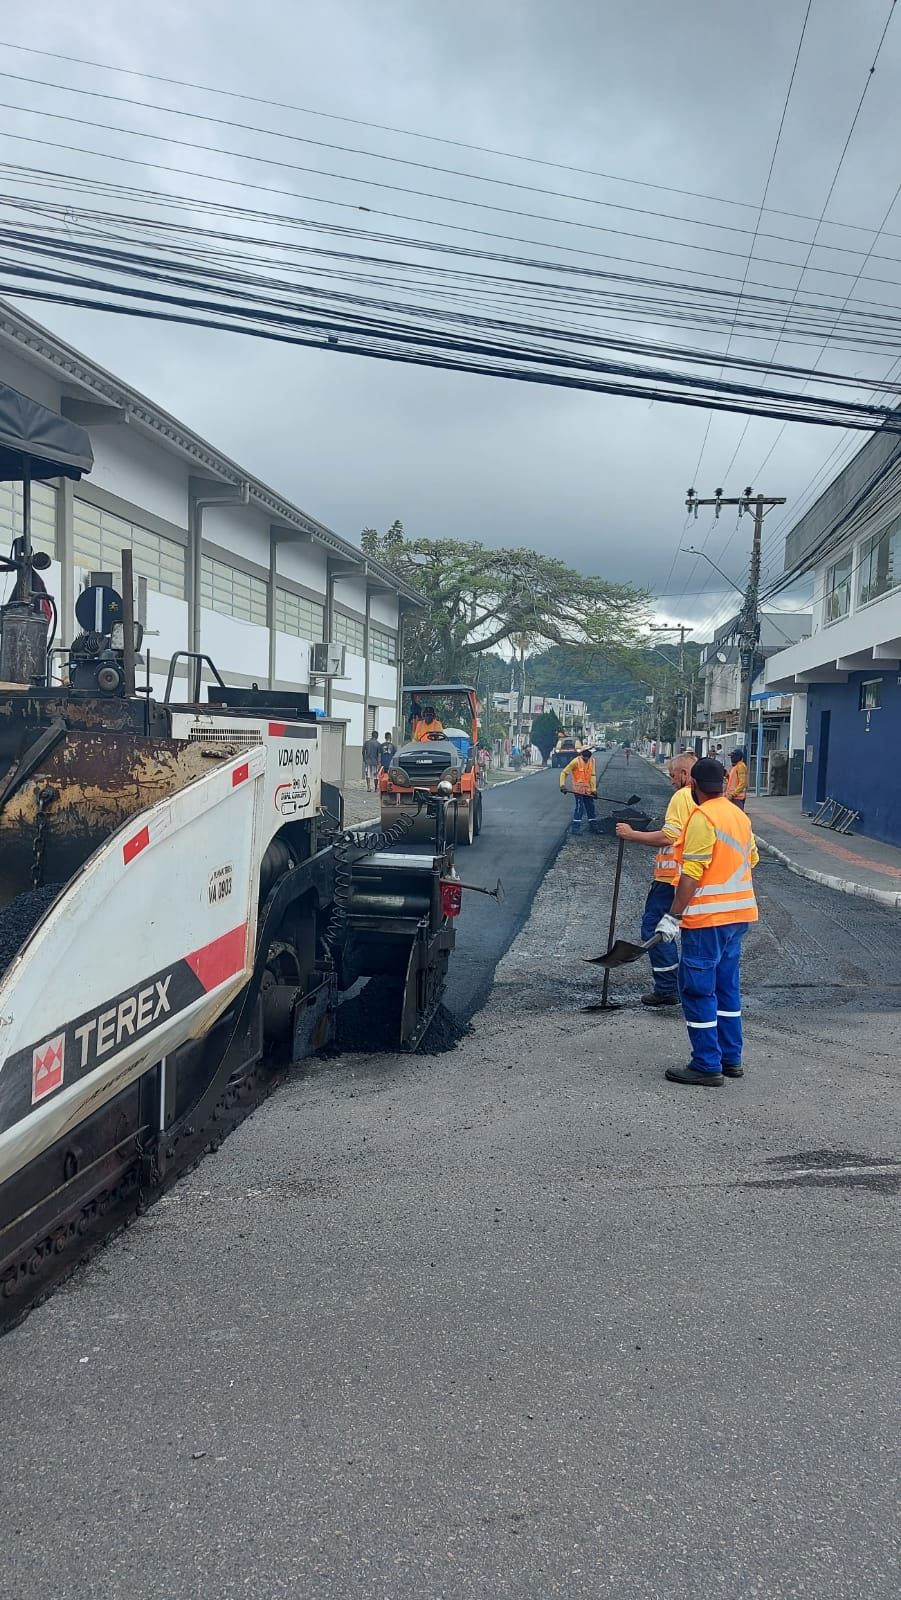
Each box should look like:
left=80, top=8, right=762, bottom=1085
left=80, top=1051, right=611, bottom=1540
left=764, top=424, right=901, bottom=849
left=802, top=670, right=901, bottom=847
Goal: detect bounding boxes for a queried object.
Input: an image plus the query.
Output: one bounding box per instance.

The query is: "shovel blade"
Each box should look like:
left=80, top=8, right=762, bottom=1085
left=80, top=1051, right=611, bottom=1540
left=584, top=931, right=661, bottom=968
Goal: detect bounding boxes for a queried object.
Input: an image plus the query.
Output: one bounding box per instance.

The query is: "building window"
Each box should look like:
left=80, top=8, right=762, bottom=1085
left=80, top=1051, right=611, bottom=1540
left=370, top=624, right=397, bottom=665
left=74, top=500, right=185, bottom=598
left=857, top=519, right=901, bottom=608
left=200, top=555, right=267, bottom=625
left=0, top=480, right=57, bottom=558
left=333, top=611, right=365, bottom=654
left=859, top=678, right=882, bottom=711
left=274, top=587, right=325, bottom=641
left=824, top=552, right=852, bottom=623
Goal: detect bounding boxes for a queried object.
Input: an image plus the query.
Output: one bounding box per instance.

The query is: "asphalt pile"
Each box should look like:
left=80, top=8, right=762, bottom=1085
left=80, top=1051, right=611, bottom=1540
left=0, top=885, right=63, bottom=977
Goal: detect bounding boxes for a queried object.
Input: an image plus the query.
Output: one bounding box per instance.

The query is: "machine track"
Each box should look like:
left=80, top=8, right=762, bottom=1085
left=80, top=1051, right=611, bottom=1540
left=0, top=1040, right=292, bottom=1332
left=0, top=818, right=455, bottom=1329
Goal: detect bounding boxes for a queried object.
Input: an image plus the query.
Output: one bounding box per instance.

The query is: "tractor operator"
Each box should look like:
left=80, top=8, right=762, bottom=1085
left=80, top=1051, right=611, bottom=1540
left=615, top=751, right=696, bottom=1008
left=655, top=757, right=759, bottom=1087
left=560, top=745, right=600, bottom=834
left=411, top=701, right=444, bottom=741
left=726, top=747, right=749, bottom=809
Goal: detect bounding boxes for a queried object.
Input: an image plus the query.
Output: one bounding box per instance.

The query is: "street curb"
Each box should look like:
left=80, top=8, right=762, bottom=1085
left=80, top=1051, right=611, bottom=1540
left=753, top=831, right=901, bottom=911
left=488, top=766, right=541, bottom=788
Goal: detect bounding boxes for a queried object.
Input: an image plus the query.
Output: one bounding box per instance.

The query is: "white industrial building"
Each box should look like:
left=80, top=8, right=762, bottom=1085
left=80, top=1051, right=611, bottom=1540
left=0, top=302, right=421, bottom=774
left=492, top=691, right=591, bottom=733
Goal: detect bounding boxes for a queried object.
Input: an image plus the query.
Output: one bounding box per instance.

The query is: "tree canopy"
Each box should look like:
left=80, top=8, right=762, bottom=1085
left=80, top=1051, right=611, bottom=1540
left=530, top=710, right=564, bottom=762
left=362, top=521, right=649, bottom=682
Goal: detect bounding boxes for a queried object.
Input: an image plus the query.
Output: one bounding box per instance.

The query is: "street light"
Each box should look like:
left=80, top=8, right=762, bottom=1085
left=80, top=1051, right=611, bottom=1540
left=681, top=546, right=744, bottom=598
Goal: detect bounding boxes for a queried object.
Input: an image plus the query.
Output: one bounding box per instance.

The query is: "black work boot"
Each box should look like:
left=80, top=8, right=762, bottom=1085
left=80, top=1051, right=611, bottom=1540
left=721, top=1062, right=744, bottom=1078
left=665, top=1064, right=724, bottom=1087
left=641, top=991, right=679, bottom=1008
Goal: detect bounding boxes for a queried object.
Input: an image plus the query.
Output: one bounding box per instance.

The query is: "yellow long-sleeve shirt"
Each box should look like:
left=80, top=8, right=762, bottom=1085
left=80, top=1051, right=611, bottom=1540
left=726, top=760, right=749, bottom=799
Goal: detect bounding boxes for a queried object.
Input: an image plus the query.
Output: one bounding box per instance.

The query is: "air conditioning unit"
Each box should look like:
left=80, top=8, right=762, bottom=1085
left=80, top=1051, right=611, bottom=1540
left=311, top=641, right=346, bottom=677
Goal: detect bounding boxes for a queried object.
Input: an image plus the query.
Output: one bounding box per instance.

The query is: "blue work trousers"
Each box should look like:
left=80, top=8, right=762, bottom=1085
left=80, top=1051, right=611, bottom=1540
left=678, top=923, right=748, bottom=1073
left=641, top=879, right=679, bottom=996
left=571, top=794, right=598, bottom=833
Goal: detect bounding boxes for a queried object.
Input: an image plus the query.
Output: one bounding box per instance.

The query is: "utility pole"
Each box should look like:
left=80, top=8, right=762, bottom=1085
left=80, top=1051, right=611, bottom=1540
left=649, top=622, right=688, bottom=741
left=685, top=486, right=786, bottom=763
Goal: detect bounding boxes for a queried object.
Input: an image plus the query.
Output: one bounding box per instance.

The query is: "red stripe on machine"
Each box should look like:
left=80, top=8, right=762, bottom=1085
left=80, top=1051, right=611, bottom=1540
left=232, top=762, right=249, bottom=787
left=123, top=825, right=150, bottom=865
left=184, top=924, right=248, bottom=992
left=268, top=721, right=286, bottom=737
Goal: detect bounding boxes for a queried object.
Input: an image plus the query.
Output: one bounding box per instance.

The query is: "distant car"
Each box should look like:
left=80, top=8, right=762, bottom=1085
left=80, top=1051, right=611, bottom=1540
left=551, top=736, right=581, bottom=770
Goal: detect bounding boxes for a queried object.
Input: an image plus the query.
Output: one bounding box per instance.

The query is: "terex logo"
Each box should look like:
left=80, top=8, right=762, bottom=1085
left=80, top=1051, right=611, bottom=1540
left=32, top=1033, right=65, bottom=1104
left=74, top=977, right=173, bottom=1069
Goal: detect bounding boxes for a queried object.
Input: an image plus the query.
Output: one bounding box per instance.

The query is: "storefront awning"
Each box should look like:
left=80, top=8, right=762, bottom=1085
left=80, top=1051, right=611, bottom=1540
left=0, top=382, right=93, bottom=480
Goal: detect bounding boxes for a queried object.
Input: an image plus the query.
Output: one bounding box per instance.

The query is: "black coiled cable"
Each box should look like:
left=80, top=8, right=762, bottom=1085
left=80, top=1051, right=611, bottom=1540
left=321, top=800, right=424, bottom=957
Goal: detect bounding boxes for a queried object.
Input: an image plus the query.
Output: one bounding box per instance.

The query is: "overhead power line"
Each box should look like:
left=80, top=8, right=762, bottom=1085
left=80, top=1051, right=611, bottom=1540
left=670, top=0, right=812, bottom=606
left=670, top=0, right=898, bottom=617
left=5, top=37, right=901, bottom=243
left=6, top=94, right=901, bottom=276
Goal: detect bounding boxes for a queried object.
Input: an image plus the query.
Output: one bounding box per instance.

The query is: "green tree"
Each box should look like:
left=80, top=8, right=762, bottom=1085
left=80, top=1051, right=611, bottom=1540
left=530, top=710, right=564, bottom=765
left=362, top=522, right=648, bottom=682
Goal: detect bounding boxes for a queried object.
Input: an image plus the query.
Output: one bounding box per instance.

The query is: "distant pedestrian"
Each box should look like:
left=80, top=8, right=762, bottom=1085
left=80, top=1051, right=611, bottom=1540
left=478, top=746, right=491, bottom=779
left=560, top=746, right=600, bottom=834
left=726, top=747, right=749, bottom=809
left=656, top=757, right=759, bottom=1087
left=616, top=752, right=696, bottom=1007
left=379, top=733, right=397, bottom=772
left=362, top=729, right=381, bottom=791
left=623, top=738, right=631, bottom=767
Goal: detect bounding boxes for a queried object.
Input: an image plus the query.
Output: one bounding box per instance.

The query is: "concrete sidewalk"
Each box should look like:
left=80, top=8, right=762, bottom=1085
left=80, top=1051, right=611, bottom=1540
left=749, top=793, right=901, bottom=910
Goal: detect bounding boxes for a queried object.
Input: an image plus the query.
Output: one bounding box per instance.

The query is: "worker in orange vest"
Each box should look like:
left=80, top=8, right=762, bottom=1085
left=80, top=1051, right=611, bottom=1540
left=411, top=702, right=444, bottom=741
left=560, top=746, right=599, bottom=834
left=655, top=757, right=759, bottom=1086
left=726, top=747, right=749, bottom=808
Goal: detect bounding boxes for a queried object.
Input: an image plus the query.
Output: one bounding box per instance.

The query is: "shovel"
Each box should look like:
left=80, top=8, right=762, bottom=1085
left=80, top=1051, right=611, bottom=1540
left=581, top=834, right=632, bottom=1012
left=585, top=931, right=663, bottom=969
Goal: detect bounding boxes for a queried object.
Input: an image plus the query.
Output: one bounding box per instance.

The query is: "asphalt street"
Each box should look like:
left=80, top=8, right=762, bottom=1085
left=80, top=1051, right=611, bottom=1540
left=2, top=754, right=899, bottom=1599
left=443, top=762, right=615, bottom=1022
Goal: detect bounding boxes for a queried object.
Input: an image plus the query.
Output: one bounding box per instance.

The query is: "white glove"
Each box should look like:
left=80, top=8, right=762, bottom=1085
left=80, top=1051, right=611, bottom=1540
left=655, top=913, right=681, bottom=942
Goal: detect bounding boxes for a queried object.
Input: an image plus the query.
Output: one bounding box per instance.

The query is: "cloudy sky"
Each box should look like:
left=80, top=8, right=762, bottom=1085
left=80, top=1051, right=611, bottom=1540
left=4, top=0, right=901, bottom=639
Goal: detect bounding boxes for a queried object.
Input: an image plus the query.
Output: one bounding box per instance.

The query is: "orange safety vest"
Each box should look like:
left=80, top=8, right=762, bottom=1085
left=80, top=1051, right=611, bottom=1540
left=413, top=716, right=443, bottom=741
left=677, top=795, right=758, bottom=929
left=726, top=760, right=748, bottom=798
left=567, top=756, right=595, bottom=795
left=654, top=788, right=696, bottom=884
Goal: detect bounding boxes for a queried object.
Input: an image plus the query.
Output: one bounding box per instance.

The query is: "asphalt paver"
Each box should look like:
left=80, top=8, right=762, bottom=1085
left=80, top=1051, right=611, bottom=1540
left=2, top=753, right=899, bottom=1599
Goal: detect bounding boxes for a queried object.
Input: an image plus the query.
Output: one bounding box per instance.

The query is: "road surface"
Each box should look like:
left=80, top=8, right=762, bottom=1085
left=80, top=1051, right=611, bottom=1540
left=2, top=756, right=899, bottom=1599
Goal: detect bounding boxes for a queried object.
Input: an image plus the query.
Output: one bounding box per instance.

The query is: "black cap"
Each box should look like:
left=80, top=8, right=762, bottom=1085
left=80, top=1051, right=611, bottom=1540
left=692, top=757, right=726, bottom=793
